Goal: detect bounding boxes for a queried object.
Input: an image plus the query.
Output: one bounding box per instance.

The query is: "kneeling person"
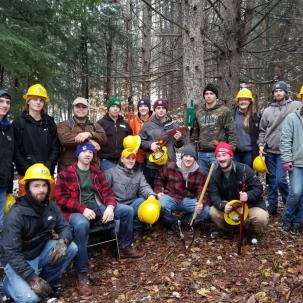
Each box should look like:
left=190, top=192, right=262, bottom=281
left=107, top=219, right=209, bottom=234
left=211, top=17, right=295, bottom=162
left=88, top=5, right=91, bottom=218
left=55, top=144, right=144, bottom=297
left=209, top=142, right=269, bottom=240
left=2, top=164, right=77, bottom=303
left=154, top=144, right=209, bottom=229
left=105, top=148, right=156, bottom=230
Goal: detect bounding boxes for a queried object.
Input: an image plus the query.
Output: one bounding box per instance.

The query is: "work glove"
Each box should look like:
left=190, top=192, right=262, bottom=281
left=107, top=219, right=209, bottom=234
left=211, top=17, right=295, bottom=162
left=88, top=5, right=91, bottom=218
left=30, top=276, right=54, bottom=298
left=48, top=239, right=67, bottom=265
left=282, top=162, right=293, bottom=172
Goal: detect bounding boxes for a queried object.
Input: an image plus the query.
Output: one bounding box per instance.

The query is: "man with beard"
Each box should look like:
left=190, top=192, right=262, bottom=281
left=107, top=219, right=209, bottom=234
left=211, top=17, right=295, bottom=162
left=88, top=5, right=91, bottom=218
left=208, top=142, right=268, bottom=241
left=154, top=144, right=209, bottom=230
left=57, top=97, right=107, bottom=171
left=1, top=164, right=77, bottom=303
left=55, top=143, right=144, bottom=297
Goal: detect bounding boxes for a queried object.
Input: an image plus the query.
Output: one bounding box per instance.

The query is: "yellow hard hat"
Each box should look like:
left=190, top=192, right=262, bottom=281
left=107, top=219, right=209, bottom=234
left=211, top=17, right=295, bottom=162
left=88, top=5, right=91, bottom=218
left=23, top=84, right=49, bottom=103
left=4, top=194, right=16, bottom=215
left=224, top=200, right=249, bottom=225
left=121, top=148, right=137, bottom=158
left=138, top=197, right=161, bottom=225
left=297, top=86, right=303, bottom=100
left=149, top=146, right=168, bottom=165
left=235, top=88, right=255, bottom=102
left=253, top=154, right=268, bottom=173
left=123, top=135, right=141, bottom=151
left=20, top=163, right=53, bottom=184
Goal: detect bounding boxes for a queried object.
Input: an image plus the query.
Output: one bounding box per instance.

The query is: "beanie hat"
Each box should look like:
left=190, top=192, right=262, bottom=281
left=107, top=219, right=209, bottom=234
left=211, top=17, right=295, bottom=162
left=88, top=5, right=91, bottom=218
left=107, top=96, right=122, bottom=109
left=214, top=142, right=233, bottom=158
left=153, top=98, right=169, bottom=111
left=181, top=144, right=197, bottom=160
left=203, top=83, right=219, bottom=99
left=75, top=143, right=96, bottom=157
left=0, top=90, right=11, bottom=99
left=137, top=96, right=151, bottom=110
left=272, top=81, right=288, bottom=94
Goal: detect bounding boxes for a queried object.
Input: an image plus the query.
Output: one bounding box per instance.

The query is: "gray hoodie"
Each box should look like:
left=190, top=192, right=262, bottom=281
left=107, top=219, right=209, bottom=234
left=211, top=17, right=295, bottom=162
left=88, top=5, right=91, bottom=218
left=105, top=164, right=155, bottom=204
left=280, top=106, right=303, bottom=167
left=258, top=99, right=302, bottom=154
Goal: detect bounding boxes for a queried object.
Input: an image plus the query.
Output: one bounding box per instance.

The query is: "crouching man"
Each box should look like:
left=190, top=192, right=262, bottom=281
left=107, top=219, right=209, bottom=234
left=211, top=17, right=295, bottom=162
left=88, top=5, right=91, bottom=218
left=154, top=144, right=210, bottom=230
left=209, top=142, right=269, bottom=241
left=55, top=143, right=144, bottom=297
left=1, top=163, right=78, bottom=303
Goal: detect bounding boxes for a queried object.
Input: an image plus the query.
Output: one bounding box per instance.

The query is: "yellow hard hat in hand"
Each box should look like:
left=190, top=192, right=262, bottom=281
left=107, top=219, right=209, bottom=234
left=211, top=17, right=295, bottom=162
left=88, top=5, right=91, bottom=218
left=138, top=198, right=161, bottom=225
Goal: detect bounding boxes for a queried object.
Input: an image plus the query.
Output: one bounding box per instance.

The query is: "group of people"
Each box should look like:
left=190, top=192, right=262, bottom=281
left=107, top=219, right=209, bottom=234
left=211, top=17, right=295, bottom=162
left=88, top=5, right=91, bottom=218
left=0, top=80, right=302, bottom=302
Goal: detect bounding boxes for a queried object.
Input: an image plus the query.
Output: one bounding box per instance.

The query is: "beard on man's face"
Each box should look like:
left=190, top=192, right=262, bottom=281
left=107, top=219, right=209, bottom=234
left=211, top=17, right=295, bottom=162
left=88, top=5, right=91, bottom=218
left=25, top=182, right=50, bottom=203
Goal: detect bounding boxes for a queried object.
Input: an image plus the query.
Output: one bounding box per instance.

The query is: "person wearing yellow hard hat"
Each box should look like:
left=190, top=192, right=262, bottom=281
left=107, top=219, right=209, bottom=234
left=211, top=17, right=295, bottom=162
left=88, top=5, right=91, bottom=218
left=257, top=81, right=302, bottom=216
left=280, top=102, right=303, bottom=234
left=233, top=87, right=260, bottom=167
left=0, top=89, right=14, bottom=232
left=12, top=83, right=60, bottom=198
left=1, top=163, right=78, bottom=302
left=105, top=148, right=156, bottom=231
left=154, top=144, right=209, bottom=232
left=208, top=142, right=268, bottom=243
left=140, top=98, right=184, bottom=187
left=296, top=86, right=303, bottom=101
left=57, top=97, right=107, bottom=172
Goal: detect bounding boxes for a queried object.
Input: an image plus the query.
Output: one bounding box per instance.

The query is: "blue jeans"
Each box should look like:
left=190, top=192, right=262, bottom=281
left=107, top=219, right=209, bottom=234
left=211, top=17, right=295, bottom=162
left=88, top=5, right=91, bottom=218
left=282, top=167, right=303, bottom=226
left=159, top=195, right=210, bottom=226
left=234, top=151, right=253, bottom=167
left=70, top=203, right=133, bottom=273
left=3, top=240, right=78, bottom=303
left=128, top=197, right=145, bottom=231
left=0, top=189, right=6, bottom=232
left=99, top=159, right=118, bottom=171
left=198, top=152, right=217, bottom=174
left=265, top=153, right=289, bottom=209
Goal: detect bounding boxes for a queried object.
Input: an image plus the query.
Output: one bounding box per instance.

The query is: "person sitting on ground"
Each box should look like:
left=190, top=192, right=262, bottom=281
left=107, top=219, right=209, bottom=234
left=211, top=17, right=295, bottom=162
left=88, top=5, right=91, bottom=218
left=1, top=163, right=77, bottom=303
left=57, top=97, right=107, bottom=172
left=154, top=144, right=209, bottom=231
left=208, top=142, right=269, bottom=242
left=105, top=148, right=156, bottom=231
left=55, top=143, right=144, bottom=297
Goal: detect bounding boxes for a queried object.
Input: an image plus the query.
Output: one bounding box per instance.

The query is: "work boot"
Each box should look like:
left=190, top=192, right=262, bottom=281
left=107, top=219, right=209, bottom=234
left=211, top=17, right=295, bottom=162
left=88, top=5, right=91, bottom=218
left=267, top=207, right=277, bottom=216
left=120, top=245, right=145, bottom=259
left=290, top=224, right=302, bottom=235
left=76, top=272, right=92, bottom=297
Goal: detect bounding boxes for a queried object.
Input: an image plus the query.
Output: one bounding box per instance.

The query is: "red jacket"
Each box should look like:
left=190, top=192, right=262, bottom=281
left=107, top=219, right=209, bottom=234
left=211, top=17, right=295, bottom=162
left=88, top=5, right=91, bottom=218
left=154, top=162, right=206, bottom=203
left=55, top=163, right=116, bottom=220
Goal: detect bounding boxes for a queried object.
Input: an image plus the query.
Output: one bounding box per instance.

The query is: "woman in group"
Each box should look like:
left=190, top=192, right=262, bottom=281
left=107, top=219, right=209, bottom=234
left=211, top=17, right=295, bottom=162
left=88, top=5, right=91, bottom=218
left=13, top=83, right=60, bottom=197
left=233, top=87, right=260, bottom=167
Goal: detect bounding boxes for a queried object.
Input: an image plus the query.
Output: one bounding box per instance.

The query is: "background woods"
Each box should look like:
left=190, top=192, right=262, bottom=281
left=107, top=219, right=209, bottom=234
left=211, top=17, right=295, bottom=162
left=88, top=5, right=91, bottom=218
left=0, top=0, right=302, bottom=120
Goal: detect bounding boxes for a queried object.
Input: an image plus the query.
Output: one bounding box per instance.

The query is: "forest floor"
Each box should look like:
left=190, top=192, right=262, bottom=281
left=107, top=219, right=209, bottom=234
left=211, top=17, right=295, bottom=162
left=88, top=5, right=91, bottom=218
left=61, top=211, right=303, bottom=303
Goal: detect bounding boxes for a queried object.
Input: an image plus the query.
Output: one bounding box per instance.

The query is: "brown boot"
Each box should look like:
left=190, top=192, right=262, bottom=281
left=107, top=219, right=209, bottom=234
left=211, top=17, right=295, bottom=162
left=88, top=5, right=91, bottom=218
left=120, top=245, right=145, bottom=259
left=76, top=272, right=92, bottom=297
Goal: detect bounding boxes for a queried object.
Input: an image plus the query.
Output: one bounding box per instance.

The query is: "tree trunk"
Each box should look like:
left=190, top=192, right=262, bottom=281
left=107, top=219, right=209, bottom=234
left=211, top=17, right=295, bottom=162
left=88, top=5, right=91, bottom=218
left=142, top=0, right=152, bottom=96
left=105, top=29, right=113, bottom=102
left=182, top=0, right=205, bottom=106
left=80, top=22, right=89, bottom=98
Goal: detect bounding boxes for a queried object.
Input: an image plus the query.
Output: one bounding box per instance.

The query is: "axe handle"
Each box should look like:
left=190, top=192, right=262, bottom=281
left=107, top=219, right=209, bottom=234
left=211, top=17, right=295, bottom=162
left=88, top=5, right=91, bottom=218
left=190, top=163, right=215, bottom=226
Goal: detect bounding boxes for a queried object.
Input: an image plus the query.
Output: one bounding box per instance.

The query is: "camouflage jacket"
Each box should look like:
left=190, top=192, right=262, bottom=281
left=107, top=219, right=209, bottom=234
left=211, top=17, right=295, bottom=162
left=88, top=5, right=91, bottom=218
left=190, top=102, right=236, bottom=151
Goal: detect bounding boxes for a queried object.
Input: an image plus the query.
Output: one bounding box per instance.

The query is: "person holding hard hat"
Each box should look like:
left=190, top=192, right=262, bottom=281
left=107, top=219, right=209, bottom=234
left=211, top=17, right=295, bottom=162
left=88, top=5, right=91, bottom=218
left=105, top=148, right=156, bottom=230
left=12, top=84, right=60, bottom=198
left=296, top=86, right=303, bottom=102
left=1, top=163, right=77, bottom=303
left=257, top=81, right=302, bottom=216
left=233, top=87, right=260, bottom=167
left=154, top=144, right=209, bottom=232
left=140, top=98, right=184, bottom=187
left=208, top=142, right=268, bottom=242
left=0, top=89, right=14, bottom=232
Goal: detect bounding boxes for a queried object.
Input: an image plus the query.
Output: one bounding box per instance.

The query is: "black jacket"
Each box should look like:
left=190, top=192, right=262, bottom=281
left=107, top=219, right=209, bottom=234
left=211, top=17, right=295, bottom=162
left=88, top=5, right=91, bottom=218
left=1, top=196, right=73, bottom=282
left=97, top=113, right=132, bottom=160
left=12, top=111, right=60, bottom=175
left=208, top=161, right=266, bottom=211
left=0, top=119, right=14, bottom=189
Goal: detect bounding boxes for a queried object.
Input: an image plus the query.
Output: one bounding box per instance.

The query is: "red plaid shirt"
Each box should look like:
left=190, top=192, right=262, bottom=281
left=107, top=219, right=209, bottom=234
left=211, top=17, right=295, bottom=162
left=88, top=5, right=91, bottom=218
left=154, top=162, right=207, bottom=203
left=55, top=163, right=116, bottom=220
